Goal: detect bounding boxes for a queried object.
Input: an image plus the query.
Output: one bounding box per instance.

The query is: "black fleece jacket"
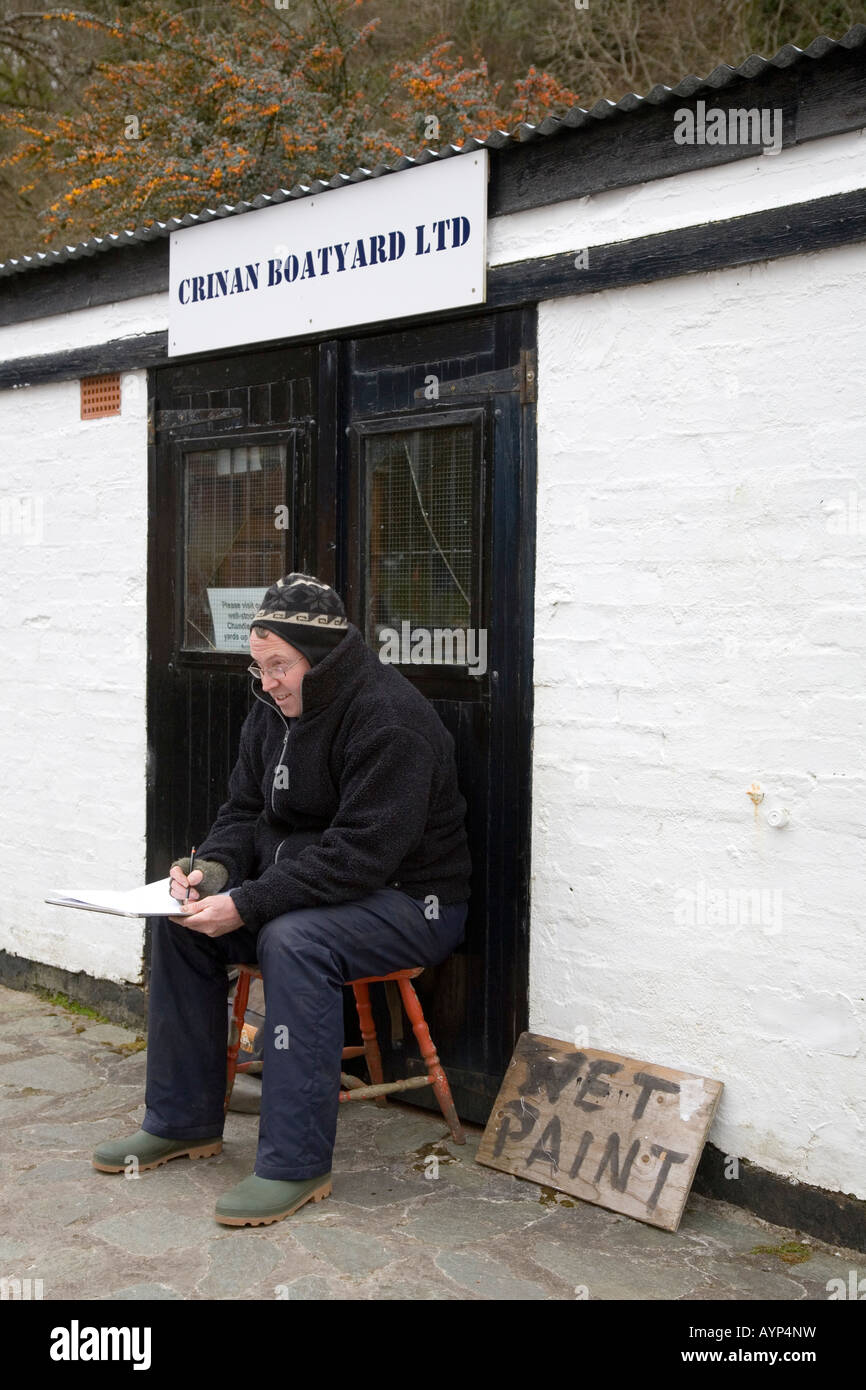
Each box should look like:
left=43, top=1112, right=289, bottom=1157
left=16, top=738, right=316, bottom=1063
left=193, top=621, right=472, bottom=932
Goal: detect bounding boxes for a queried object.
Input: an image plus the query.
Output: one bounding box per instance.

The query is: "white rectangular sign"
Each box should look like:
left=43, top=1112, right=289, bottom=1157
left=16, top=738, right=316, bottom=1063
left=169, top=152, right=488, bottom=356
left=207, top=587, right=264, bottom=651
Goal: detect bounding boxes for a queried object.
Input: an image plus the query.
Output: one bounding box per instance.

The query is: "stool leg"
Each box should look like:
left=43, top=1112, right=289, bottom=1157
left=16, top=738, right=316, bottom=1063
left=352, top=981, right=389, bottom=1108
left=397, top=977, right=466, bottom=1144
left=225, top=972, right=251, bottom=1114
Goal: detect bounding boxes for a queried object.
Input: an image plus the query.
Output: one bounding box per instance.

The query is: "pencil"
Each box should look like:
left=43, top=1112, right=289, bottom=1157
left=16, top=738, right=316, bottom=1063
left=186, top=845, right=197, bottom=902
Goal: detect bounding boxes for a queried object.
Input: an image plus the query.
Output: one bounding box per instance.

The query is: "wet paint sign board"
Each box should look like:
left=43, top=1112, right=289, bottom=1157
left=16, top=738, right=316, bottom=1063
left=476, top=1032, right=723, bottom=1231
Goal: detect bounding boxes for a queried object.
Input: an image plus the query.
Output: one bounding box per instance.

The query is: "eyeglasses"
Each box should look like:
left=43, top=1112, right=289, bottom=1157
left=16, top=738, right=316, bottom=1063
left=248, top=656, right=305, bottom=681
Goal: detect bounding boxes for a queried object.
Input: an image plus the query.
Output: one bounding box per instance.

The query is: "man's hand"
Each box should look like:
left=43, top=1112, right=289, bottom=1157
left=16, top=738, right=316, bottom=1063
left=169, top=862, right=204, bottom=903
left=168, top=865, right=243, bottom=936
left=169, top=857, right=228, bottom=899
left=168, top=892, right=243, bottom=936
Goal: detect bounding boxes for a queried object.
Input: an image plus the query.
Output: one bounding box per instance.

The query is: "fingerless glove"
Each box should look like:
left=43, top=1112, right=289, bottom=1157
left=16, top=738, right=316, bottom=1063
left=170, top=857, right=229, bottom=897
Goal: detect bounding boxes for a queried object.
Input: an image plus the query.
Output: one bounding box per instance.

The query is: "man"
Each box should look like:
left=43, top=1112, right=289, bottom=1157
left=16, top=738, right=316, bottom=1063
left=92, top=573, right=472, bottom=1227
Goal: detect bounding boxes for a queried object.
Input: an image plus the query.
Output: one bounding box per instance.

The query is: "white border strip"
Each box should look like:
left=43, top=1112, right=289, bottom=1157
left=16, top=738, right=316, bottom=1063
left=0, top=291, right=169, bottom=364
left=488, top=126, right=866, bottom=266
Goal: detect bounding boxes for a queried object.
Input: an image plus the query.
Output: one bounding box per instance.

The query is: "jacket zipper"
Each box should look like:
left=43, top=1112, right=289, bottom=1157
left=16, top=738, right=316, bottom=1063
left=250, top=679, right=294, bottom=866
left=271, top=728, right=289, bottom=815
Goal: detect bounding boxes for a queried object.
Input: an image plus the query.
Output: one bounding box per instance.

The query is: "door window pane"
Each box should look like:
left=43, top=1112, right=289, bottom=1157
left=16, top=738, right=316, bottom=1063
left=365, top=425, right=476, bottom=662
left=184, top=444, right=287, bottom=651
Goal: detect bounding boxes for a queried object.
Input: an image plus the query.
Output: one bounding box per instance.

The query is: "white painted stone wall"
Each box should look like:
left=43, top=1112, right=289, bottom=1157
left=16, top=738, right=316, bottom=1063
left=532, top=241, right=866, bottom=1198
left=0, top=363, right=150, bottom=984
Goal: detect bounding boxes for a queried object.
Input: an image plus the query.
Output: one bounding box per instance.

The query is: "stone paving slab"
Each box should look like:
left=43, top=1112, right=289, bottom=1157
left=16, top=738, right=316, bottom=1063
left=0, top=981, right=861, bottom=1302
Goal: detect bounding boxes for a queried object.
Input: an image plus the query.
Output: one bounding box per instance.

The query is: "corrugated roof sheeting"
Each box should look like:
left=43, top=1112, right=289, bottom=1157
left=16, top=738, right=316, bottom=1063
left=1, top=23, right=864, bottom=279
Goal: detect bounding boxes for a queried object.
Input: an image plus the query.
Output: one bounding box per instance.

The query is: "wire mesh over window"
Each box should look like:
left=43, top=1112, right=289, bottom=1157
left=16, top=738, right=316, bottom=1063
left=184, top=444, right=287, bottom=651
left=365, top=426, right=476, bottom=662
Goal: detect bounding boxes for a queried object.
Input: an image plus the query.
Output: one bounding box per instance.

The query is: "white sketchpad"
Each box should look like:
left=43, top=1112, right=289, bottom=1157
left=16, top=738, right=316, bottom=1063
left=45, top=877, right=182, bottom=918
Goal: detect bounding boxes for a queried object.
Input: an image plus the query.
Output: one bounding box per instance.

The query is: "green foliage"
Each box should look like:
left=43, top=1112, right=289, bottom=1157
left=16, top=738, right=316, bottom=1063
left=750, top=1240, right=813, bottom=1264
left=32, top=986, right=112, bottom=1022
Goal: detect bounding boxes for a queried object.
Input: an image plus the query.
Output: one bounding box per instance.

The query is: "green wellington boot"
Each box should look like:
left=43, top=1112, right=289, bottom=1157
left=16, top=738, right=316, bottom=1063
left=214, top=1171, right=332, bottom=1227
left=92, top=1128, right=223, bottom=1173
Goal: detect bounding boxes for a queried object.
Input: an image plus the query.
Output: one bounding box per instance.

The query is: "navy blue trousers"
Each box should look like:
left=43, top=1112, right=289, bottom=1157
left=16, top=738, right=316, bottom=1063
left=141, top=888, right=468, bottom=1180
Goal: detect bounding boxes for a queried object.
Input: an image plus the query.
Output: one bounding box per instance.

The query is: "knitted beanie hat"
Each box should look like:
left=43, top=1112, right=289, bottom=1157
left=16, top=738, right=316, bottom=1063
left=250, top=573, right=348, bottom=668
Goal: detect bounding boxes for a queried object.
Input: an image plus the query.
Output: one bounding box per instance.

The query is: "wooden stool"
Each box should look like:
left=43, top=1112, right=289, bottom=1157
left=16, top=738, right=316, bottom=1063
left=225, top=964, right=465, bottom=1144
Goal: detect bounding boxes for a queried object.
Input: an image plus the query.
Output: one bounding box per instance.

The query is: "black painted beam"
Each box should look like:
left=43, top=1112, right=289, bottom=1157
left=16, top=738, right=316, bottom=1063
left=485, top=184, right=866, bottom=307
left=0, top=330, right=168, bottom=388
left=490, top=45, right=866, bottom=215
left=0, top=240, right=169, bottom=328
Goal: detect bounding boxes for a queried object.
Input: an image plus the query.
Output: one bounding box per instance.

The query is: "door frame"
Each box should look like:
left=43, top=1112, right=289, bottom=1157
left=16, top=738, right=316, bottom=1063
left=145, top=303, right=537, bottom=1121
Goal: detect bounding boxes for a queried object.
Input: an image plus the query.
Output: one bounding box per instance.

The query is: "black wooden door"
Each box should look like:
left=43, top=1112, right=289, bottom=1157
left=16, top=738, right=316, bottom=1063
left=342, top=307, right=535, bottom=1124
left=147, top=342, right=320, bottom=951
left=147, top=306, right=535, bottom=1126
